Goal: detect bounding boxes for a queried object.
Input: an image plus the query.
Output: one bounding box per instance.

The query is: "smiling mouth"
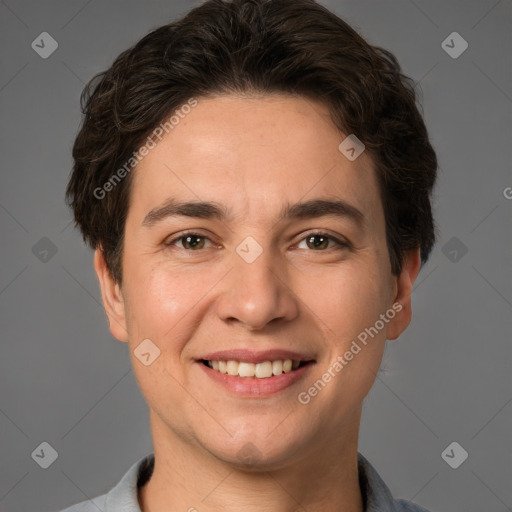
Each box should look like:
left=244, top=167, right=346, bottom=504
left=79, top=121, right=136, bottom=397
left=200, top=359, right=313, bottom=379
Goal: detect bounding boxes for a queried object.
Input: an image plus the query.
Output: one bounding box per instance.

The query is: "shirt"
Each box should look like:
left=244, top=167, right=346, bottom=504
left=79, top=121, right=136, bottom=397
left=57, top=452, right=431, bottom=512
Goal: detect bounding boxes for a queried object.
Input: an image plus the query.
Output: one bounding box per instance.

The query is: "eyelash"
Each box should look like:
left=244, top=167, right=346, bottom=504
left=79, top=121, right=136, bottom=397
left=164, top=230, right=351, bottom=251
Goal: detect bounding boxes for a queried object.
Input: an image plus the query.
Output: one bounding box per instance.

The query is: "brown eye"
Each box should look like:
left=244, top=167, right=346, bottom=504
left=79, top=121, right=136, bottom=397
left=298, top=232, right=349, bottom=251
left=166, top=232, right=211, bottom=250
left=306, top=234, right=330, bottom=250
left=180, top=235, right=206, bottom=250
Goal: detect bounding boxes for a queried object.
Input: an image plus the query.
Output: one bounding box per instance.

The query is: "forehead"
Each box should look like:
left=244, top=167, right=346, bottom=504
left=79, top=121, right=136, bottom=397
left=128, top=94, right=383, bottom=228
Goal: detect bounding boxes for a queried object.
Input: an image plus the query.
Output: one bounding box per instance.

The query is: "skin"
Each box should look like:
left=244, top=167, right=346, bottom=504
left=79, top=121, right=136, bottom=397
left=94, top=94, right=421, bottom=512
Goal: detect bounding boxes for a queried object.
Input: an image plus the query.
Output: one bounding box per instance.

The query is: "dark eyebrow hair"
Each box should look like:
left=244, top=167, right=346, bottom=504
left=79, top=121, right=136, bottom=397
left=281, top=198, right=364, bottom=225
left=142, top=199, right=229, bottom=227
left=141, top=198, right=364, bottom=228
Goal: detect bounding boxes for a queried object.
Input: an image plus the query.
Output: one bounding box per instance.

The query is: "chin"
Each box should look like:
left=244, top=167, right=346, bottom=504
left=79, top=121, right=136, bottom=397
left=203, top=430, right=307, bottom=471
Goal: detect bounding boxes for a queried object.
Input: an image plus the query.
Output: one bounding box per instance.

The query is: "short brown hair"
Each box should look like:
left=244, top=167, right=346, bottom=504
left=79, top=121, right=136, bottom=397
left=66, top=0, right=437, bottom=284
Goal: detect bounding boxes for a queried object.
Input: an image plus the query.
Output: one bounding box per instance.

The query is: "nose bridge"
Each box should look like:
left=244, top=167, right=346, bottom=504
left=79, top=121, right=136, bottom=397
left=216, top=237, right=298, bottom=329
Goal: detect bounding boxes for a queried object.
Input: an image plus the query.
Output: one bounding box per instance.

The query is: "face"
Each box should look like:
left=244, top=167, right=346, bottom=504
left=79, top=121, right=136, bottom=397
left=96, top=94, right=420, bottom=469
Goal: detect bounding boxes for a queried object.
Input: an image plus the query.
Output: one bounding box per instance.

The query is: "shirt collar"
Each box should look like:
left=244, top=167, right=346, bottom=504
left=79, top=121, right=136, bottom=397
left=357, top=452, right=400, bottom=511
left=105, top=452, right=399, bottom=511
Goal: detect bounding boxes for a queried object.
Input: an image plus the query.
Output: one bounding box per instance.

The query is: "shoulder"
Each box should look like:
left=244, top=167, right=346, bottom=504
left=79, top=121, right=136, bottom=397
left=54, top=453, right=154, bottom=512
left=357, top=452, right=433, bottom=512
left=394, top=498, right=432, bottom=511
left=54, top=493, right=107, bottom=512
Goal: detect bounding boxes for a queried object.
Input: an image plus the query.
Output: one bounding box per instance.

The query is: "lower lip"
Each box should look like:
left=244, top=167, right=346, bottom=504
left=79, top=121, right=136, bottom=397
left=197, top=362, right=314, bottom=397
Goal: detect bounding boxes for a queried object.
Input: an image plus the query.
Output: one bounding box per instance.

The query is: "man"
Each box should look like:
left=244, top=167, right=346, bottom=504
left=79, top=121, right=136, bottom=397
left=60, top=0, right=437, bottom=510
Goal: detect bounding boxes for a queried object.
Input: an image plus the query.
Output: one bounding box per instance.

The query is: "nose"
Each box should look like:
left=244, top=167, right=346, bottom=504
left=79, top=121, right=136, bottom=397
left=215, top=246, right=299, bottom=331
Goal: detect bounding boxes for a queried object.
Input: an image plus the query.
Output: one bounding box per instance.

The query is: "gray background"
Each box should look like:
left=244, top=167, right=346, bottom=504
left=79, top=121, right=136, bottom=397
left=0, top=0, right=511, bottom=511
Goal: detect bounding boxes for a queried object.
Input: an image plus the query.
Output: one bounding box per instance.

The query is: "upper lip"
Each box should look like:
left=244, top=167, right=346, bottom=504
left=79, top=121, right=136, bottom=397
left=199, top=349, right=315, bottom=365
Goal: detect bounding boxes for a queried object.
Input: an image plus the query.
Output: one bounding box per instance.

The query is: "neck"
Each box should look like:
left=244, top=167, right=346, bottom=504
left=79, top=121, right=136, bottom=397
left=138, top=411, right=364, bottom=512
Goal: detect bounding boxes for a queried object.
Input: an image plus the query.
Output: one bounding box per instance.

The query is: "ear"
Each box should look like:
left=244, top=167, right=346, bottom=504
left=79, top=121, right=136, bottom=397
left=94, top=249, right=129, bottom=342
left=386, top=248, right=422, bottom=341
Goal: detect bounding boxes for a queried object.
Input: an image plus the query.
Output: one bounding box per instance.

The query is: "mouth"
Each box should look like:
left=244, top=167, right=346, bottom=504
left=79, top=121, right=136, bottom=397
left=199, top=358, right=313, bottom=378
left=196, top=349, right=316, bottom=396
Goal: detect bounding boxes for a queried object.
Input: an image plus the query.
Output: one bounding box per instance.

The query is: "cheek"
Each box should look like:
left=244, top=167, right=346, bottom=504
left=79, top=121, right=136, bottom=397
left=301, top=271, right=389, bottom=419
left=302, top=260, right=391, bottom=399
left=122, top=260, right=203, bottom=349
left=122, top=264, right=207, bottom=406
left=305, top=263, right=391, bottom=341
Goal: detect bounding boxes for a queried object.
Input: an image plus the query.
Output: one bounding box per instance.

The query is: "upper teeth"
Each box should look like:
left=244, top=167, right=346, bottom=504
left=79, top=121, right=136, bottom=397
left=207, top=359, right=300, bottom=378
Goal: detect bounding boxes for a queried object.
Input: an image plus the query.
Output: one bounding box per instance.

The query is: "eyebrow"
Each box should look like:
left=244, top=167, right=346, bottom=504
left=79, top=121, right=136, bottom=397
left=141, top=198, right=364, bottom=228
